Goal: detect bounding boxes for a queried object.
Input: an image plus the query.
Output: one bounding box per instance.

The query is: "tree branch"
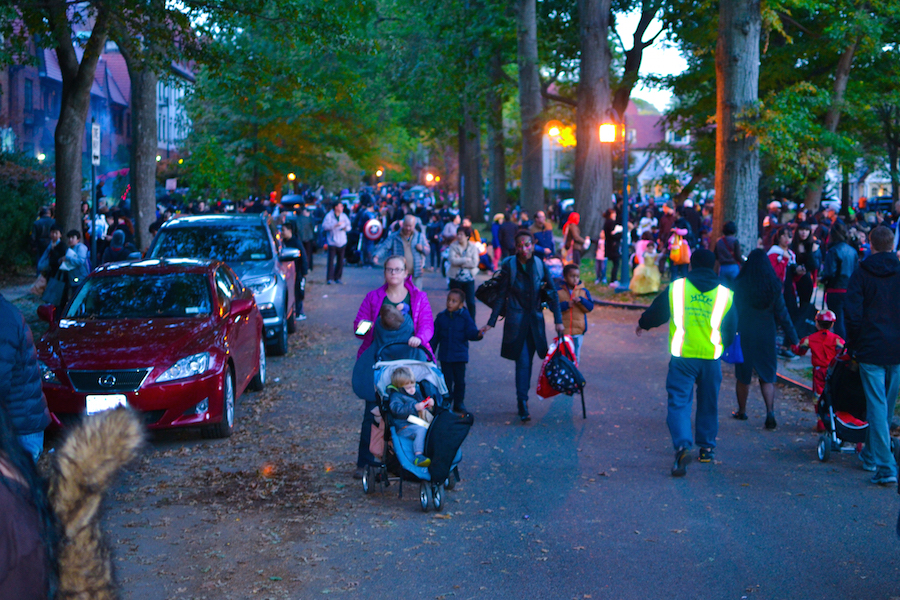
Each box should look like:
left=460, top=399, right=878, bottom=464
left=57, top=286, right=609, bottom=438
left=541, top=89, right=577, bottom=107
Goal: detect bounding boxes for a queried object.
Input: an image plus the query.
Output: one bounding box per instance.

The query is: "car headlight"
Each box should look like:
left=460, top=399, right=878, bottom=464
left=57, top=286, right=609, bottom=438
left=246, top=276, right=277, bottom=296
left=156, top=352, right=210, bottom=383
left=37, top=360, right=60, bottom=384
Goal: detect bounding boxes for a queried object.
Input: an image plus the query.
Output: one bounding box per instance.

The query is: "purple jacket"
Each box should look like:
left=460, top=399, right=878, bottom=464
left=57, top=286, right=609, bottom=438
left=354, top=278, right=434, bottom=358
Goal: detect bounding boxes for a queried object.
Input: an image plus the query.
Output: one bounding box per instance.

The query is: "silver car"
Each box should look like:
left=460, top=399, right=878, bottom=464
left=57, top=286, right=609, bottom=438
left=147, top=214, right=298, bottom=355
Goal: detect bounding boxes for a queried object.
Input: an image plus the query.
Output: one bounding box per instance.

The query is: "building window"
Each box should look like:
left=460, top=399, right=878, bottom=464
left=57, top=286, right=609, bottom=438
left=24, top=79, right=33, bottom=113
left=666, top=130, right=690, bottom=145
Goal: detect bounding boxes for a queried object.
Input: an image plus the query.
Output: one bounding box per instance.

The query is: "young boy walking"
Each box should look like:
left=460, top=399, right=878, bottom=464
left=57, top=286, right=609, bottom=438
left=432, top=289, right=483, bottom=413
left=557, top=264, right=595, bottom=364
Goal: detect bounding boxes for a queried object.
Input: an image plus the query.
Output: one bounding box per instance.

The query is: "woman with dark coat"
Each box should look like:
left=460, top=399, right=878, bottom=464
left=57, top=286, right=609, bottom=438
left=731, top=249, right=800, bottom=430
left=788, top=221, right=821, bottom=316
left=481, top=230, right=563, bottom=421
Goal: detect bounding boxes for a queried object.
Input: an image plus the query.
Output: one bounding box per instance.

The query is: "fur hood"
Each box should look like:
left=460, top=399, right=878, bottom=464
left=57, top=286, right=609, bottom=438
left=50, top=408, right=144, bottom=600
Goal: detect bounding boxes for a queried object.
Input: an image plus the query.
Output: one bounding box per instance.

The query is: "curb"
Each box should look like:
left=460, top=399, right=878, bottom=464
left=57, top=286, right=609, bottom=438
left=776, top=370, right=813, bottom=394
left=594, top=299, right=650, bottom=311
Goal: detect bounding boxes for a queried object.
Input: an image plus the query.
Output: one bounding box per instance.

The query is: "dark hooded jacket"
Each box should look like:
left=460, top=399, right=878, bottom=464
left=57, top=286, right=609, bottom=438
left=844, top=251, right=900, bottom=365
left=637, top=267, right=738, bottom=349
left=0, top=295, right=50, bottom=435
left=487, top=255, right=563, bottom=361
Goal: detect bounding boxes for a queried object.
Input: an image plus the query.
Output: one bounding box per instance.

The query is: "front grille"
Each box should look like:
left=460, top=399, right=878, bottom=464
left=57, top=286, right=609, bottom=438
left=259, top=306, right=278, bottom=319
left=68, top=368, right=152, bottom=393
left=141, top=410, right=166, bottom=426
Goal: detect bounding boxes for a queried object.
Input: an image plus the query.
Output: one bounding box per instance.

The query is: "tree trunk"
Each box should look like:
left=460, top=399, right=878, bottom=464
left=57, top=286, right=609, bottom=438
left=840, top=166, right=850, bottom=212
left=47, top=0, right=110, bottom=238
left=487, top=51, right=507, bottom=219
left=714, top=0, right=760, bottom=254
left=517, top=0, right=543, bottom=216
left=803, top=38, right=861, bottom=210
left=574, top=0, right=613, bottom=239
left=458, top=102, right=484, bottom=223
left=121, top=57, right=158, bottom=251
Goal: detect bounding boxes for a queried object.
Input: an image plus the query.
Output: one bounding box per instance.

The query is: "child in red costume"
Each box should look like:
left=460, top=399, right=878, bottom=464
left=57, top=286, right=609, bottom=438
left=792, top=310, right=844, bottom=431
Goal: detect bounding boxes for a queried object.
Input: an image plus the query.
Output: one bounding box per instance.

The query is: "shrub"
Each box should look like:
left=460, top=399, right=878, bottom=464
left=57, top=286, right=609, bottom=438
left=0, top=152, right=53, bottom=272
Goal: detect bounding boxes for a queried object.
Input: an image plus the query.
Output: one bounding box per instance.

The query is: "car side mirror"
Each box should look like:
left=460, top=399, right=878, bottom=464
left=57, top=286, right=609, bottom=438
left=37, top=304, right=57, bottom=326
left=230, top=298, right=255, bottom=317
left=279, top=247, right=300, bottom=261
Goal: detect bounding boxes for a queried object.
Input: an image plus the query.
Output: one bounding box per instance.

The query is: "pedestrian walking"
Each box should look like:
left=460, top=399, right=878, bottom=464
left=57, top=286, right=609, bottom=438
left=713, top=221, right=742, bottom=287
left=844, top=225, right=900, bottom=486
left=0, top=293, right=51, bottom=463
left=322, top=202, right=351, bottom=284
left=530, top=211, right=556, bottom=258
left=373, top=215, right=430, bottom=289
left=280, top=223, right=308, bottom=321
left=557, top=264, right=594, bottom=364
left=562, top=212, right=585, bottom=266
left=432, top=289, right=483, bottom=413
left=296, top=205, right=317, bottom=272
left=820, top=222, right=858, bottom=340
left=635, top=249, right=736, bottom=476
left=481, top=230, right=564, bottom=422
left=603, top=209, right=622, bottom=284
left=447, top=227, right=480, bottom=318
left=491, top=214, right=505, bottom=265
left=498, top=215, right=519, bottom=259
left=730, top=249, right=799, bottom=429
left=351, top=256, right=434, bottom=479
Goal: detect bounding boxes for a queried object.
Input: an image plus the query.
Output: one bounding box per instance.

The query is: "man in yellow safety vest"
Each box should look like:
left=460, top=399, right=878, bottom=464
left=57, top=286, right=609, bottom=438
left=635, top=249, right=737, bottom=477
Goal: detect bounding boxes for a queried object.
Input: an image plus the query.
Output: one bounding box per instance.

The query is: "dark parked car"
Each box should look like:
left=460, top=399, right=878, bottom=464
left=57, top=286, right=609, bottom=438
left=147, top=214, right=298, bottom=355
left=36, top=259, right=265, bottom=438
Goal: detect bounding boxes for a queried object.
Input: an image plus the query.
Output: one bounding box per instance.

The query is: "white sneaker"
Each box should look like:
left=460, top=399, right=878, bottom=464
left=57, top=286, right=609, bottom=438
left=296, top=313, right=308, bottom=321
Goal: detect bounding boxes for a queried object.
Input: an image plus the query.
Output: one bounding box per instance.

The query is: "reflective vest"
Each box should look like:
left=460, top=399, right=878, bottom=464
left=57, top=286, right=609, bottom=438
left=668, top=278, right=733, bottom=359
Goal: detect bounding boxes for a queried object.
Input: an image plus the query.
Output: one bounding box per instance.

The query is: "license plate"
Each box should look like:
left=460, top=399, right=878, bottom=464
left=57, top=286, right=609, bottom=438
left=85, top=394, right=127, bottom=415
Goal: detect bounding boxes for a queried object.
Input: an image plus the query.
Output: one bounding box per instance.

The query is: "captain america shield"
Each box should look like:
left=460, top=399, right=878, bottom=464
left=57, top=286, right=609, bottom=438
left=363, top=219, right=384, bottom=241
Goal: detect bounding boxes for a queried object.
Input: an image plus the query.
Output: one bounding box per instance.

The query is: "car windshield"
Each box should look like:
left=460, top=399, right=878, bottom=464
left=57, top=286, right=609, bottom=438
left=66, top=273, right=212, bottom=319
left=149, top=225, right=272, bottom=262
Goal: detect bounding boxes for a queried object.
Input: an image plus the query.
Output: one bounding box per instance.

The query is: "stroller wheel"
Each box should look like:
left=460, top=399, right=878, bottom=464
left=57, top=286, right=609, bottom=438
left=419, top=482, right=433, bottom=512
left=433, top=484, right=444, bottom=512
left=817, top=435, right=831, bottom=462
left=362, top=465, right=372, bottom=494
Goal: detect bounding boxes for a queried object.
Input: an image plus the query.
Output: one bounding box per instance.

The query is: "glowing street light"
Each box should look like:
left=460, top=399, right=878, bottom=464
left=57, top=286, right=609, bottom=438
left=375, top=168, right=384, bottom=177
left=287, top=172, right=296, bottom=181
left=425, top=172, right=435, bottom=183
left=38, top=153, right=46, bottom=162
left=156, top=155, right=161, bottom=162
left=600, top=117, right=630, bottom=290
left=548, top=126, right=560, bottom=138
left=435, top=176, right=441, bottom=183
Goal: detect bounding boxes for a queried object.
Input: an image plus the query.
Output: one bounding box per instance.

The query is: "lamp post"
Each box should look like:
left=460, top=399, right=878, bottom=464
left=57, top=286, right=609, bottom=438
left=600, top=115, right=630, bottom=291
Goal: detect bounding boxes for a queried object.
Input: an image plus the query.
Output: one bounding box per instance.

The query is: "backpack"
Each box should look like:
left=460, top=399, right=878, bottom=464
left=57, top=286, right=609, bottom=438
left=475, top=256, right=548, bottom=318
left=670, top=234, right=692, bottom=265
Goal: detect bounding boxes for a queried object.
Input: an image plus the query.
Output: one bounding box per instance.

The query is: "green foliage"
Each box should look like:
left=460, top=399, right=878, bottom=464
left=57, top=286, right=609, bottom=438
left=0, top=153, right=52, bottom=269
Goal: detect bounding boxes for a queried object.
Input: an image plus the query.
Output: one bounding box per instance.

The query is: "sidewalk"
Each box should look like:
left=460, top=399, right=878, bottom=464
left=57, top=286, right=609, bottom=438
left=1, top=283, right=33, bottom=302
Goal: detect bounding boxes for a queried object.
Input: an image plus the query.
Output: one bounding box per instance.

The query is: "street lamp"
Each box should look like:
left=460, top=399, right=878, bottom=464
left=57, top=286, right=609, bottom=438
left=287, top=172, right=296, bottom=181
left=38, top=153, right=46, bottom=162
left=600, top=114, right=631, bottom=291
left=425, top=172, right=435, bottom=183
left=375, top=168, right=384, bottom=178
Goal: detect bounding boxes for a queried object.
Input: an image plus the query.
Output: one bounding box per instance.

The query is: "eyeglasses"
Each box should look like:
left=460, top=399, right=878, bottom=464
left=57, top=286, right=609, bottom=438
left=385, top=267, right=406, bottom=274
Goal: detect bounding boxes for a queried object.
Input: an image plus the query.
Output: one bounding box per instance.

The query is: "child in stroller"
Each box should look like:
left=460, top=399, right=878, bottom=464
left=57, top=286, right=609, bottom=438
left=363, top=343, right=473, bottom=512
left=388, top=366, right=435, bottom=467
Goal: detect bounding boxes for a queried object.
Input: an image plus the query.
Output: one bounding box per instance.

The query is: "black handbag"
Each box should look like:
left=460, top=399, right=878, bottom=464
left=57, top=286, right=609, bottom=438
left=475, top=268, right=509, bottom=313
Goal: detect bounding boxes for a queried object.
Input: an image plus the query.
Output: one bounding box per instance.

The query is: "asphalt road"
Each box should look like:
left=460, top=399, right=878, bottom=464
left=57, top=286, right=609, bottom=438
left=103, top=261, right=900, bottom=600
left=273, top=263, right=897, bottom=600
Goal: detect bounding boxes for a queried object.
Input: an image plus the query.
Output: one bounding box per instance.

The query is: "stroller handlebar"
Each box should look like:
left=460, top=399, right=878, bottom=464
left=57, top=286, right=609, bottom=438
left=375, top=341, right=435, bottom=363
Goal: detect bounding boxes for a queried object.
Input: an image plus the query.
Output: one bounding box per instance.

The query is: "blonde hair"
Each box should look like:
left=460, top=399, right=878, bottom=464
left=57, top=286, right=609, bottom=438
left=391, top=366, right=415, bottom=388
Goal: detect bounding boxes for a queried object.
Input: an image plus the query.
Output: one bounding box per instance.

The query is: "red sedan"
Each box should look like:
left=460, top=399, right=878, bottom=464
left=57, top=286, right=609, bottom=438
left=36, top=258, right=265, bottom=438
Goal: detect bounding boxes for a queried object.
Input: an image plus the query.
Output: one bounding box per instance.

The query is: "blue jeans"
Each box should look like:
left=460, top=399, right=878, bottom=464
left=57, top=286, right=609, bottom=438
left=665, top=356, right=722, bottom=450
left=18, top=432, right=43, bottom=463
left=595, top=259, right=607, bottom=283
left=719, top=264, right=740, bottom=288
left=859, top=363, right=899, bottom=478
left=396, top=423, right=428, bottom=455
left=515, top=335, right=537, bottom=416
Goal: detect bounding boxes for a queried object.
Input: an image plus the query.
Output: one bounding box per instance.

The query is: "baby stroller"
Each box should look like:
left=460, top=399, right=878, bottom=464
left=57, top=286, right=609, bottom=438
left=816, top=349, right=899, bottom=462
left=362, top=343, right=473, bottom=512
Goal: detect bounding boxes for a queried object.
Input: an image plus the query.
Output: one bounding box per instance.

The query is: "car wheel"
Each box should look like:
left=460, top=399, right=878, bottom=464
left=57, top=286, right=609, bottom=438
left=285, top=301, right=296, bottom=334
left=269, top=323, right=288, bottom=356
left=248, top=340, right=266, bottom=391
left=202, top=368, right=235, bottom=439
